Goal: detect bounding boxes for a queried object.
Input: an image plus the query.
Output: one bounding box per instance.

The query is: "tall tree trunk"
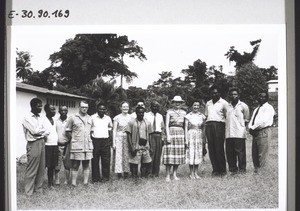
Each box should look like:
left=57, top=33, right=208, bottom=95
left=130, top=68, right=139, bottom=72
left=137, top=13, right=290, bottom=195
left=120, top=74, right=123, bottom=88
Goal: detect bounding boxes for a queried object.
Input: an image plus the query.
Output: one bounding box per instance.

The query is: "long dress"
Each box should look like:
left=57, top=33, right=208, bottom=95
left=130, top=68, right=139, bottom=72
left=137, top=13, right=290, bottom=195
left=185, top=112, right=206, bottom=165
left=163, top=109, right=186, bottom=165
left=113, top=114, right=132, bottom=173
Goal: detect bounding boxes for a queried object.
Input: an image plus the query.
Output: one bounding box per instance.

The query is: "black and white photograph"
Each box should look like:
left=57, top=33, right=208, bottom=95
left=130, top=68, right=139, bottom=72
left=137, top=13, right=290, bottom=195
left=6, top=1, right=291, bottom=211
left=8, top=24, right=286, bottom=210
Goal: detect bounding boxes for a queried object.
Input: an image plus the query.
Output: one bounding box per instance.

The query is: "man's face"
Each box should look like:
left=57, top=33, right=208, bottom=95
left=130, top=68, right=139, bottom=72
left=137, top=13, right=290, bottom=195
left=79, top=102, right=89, bottom=114
left=258, top=93, right=268, bottom=105
left=47, top=105, right=56, bottom=117
left=210, top=89, right=220, bottom=101
left=136, top=108, right=145, bottom=120
left=97, top=105, right=106, bottom=117
left=151, top=103, right=159, bottom=113
left=137, top=102, right=145, bottom=108
left=59, top=106, right=68, bottom=117
left=229, top=91, right=239, bottom=102
left=32, top=103, right=43, bottom=114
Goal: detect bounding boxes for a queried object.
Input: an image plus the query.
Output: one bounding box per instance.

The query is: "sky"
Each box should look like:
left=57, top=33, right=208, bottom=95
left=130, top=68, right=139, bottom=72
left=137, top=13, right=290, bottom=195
left=12, top=25, right=283, bottom=89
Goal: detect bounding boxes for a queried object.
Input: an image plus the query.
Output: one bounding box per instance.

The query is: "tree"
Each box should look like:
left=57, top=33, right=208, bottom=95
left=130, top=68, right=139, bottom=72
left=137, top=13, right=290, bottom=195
left=115, top=35, right=147, bottom=87
left=80, top=77, right=127, bottom=117
left=225, top=39, right=261, bottom=68
left=260, top=65, right=278, bottom=81
left=234, top=63, right=268, bottom=111
left=181, top=59, right=208, bottom=88
left=149, top=71, right=193, bottom=103
left=49, top=34, right=146, bottom=88
left=25, top=67, right=60, bottom=90
left=16, top=50, right=33, bottom=81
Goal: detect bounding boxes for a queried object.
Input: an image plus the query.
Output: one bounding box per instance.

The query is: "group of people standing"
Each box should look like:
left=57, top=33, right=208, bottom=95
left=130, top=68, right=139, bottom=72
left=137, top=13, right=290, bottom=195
left=21, top=85, right=275, bottom=196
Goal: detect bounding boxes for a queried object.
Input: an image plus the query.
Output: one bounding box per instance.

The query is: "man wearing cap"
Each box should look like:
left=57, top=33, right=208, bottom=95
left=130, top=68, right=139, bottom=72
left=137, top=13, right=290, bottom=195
left=126, top=105, right=153, bottom=178
left=249, top=91, right=275, bottom=173
left=130, top=99, right=145, bottom=119
left=145, top=101, right=165, bottom=177
left=205, top=85, right=228, bottom=176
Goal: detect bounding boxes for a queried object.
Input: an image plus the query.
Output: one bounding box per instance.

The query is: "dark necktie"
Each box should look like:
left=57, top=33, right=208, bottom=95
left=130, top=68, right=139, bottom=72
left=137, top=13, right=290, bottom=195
left=153, top=113, right=156, bottom=131
left=252, top=106, right=261, bottom=126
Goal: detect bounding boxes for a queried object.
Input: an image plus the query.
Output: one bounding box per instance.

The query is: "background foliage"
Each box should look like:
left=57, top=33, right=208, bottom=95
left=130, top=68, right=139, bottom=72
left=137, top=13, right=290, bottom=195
left=16, top=37, right=278, bottom=117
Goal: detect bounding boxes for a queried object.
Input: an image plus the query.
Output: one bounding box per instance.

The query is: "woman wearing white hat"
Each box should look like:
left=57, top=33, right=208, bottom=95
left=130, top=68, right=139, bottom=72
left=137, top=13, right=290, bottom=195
left=163, top=96, right=186, bottom=182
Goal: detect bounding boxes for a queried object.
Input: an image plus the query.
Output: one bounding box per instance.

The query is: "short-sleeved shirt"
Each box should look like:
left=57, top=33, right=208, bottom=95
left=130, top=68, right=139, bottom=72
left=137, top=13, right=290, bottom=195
left=205, top=98, right=228, bottom=123
left=167, top=109, right=186, bottom=128
left=91, top=114, right=113, bottom=138
left=65, top=113, right=93, bottom=153
left=185, top=112, right=206, bottom=130
left=22, top=112, right=48, bottom=142
left=225, top=101, right=250, bottom=139
left=125, top=118, right=153, bottom=150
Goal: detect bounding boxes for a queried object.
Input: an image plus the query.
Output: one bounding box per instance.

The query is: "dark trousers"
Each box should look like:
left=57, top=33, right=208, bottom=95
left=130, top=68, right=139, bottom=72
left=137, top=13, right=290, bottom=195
left=252, top=127, right=271, bottom=169
left=149, top=133, right=163, bottom=176
left=131, top=163, right=151, bottom=178
left=205, top=122, right=226, bottom=174
left=91, top=138, right=111, bottom=182
left=225, top=138, right=246, bottom=172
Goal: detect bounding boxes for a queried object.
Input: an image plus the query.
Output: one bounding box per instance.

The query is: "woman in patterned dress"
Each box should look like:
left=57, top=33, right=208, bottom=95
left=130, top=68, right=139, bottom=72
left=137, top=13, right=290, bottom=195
left=184, top=101, right=206, bottom=179
left=163, top=96, right=186, bottom=182
left=112, top=101, right=132, bottom=179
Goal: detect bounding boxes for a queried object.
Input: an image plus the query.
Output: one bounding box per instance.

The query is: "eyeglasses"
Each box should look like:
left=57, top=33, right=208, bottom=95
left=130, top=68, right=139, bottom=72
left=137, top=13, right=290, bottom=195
left=80, top=106, right=88, bottom=109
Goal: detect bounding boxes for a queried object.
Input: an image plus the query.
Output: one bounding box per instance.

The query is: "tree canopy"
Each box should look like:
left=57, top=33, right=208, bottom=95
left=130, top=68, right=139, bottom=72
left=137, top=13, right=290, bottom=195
left=225, top=39, right=261, bottom=68
left=16, top=50, right=33, bottom=81
left=49, top=34, right=146, bottom=88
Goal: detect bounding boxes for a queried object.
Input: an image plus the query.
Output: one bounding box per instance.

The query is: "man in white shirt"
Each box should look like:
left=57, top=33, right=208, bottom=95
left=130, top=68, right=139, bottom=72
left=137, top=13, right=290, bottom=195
left=205, top=85, right=228, bottom=176
left=22, top=98, right=49, bottom=195
left=248, top=92, right=275, bottom=172
left=225, top=88, right=250, bottom=175
left=91, top=102, right=113, bottom=182
left=145, top=101, right=165, bottom=177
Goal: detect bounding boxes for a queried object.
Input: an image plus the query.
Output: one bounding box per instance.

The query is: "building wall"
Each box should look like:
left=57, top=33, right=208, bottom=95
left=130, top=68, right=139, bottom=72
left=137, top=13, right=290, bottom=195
left=16, top=90, right=89, bottom=157
left=268, top=83, right=278, bottom=92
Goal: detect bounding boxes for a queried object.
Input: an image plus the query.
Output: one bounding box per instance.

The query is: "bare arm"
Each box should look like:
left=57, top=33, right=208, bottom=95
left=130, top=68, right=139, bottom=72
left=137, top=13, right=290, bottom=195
left=112, top=120, right=118, bottom=149
left=184, top=118, right=189, bottom=146
left=165, top=112, right=170, bottom=143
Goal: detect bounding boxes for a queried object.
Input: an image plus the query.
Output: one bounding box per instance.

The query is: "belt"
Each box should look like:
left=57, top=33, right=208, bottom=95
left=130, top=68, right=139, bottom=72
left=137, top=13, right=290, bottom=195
left=91, top=137, right=109, bottom=140
left=257, top=126, right=271, bottom=131
left=206, top=121, right=225, bottom=124
left=153, top=131, right=162, bottom=134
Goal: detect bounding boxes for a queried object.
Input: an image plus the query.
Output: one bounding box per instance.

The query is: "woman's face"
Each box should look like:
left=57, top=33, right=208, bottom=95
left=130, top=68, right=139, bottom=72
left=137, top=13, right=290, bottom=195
left=192, top=102, right=200, bottom=112
left=121, top=102, right=129, bottom=114
left=174, top=101, right=182, bottom=109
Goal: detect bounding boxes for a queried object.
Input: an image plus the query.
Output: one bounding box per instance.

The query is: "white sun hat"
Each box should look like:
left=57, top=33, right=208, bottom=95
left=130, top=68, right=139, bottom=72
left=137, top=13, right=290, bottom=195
left=171, top=96, right=184, bottom=102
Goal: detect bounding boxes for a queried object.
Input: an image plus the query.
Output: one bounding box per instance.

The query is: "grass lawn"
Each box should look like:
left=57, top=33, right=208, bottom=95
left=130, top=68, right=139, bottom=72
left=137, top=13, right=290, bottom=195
left=16, top=127, right=278, bottom=210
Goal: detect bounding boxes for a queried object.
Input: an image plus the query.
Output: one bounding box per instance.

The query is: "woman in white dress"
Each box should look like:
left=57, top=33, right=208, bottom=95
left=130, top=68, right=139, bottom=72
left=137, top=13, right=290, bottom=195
left=184, top=101, right=206, bottom=179
left=112, top=101, right=132, bottom=179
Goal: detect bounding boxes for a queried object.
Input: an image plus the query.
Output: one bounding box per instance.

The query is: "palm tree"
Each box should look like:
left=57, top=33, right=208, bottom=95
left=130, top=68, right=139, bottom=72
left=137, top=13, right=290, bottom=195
left=16, top=50, right=33, bottom=81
